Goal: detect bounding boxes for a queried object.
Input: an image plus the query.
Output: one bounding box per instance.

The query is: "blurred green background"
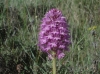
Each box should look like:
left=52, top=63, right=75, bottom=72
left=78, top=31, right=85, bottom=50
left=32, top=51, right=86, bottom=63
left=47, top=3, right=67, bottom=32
left=0, top=0, right=100, bottom=74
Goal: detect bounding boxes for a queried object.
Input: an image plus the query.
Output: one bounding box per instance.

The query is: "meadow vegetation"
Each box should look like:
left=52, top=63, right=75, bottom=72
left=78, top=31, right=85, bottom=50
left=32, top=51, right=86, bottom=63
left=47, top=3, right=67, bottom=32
left=0, top=0, right=100, bottom=74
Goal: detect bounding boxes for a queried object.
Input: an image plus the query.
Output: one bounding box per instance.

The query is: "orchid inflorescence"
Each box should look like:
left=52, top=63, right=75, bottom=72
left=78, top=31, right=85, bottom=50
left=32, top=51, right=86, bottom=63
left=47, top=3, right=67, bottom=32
left=38, top=8, right=70, bottom=59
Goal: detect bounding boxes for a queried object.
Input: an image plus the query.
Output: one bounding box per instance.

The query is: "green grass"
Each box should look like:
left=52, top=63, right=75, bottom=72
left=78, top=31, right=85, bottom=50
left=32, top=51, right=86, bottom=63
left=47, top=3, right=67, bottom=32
left=0, top=0, right=100, bottom=74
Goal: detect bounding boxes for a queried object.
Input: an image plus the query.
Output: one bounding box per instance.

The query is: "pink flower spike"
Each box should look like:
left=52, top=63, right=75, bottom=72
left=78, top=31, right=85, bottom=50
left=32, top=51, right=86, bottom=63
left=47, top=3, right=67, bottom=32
left=38, top=8, right=70, bottom=59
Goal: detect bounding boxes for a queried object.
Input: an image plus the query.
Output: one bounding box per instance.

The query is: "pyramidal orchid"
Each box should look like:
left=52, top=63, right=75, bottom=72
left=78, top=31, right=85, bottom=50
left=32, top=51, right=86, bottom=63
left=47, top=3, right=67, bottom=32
left=38, top=8, right=70, bottom=74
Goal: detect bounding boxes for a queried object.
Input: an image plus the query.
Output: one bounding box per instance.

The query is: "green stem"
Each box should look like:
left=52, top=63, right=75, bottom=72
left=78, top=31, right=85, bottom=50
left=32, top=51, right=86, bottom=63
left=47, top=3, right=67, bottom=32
left=52, top=51, right=56, bottom=74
